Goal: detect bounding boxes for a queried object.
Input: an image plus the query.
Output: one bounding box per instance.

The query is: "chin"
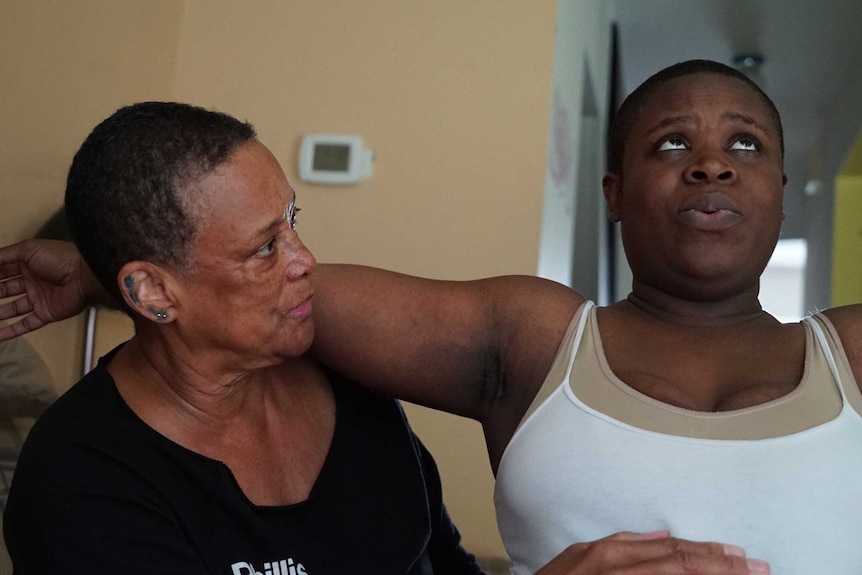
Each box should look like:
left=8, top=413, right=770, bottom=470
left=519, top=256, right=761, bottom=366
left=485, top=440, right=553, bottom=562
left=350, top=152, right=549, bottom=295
left=280, top=328, right=316, bottom=358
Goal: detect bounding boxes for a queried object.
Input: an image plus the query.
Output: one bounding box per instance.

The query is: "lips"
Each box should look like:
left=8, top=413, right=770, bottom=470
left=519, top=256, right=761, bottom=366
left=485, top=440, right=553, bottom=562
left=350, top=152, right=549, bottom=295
left=677, top=192, right=741, bottom=231
left=288, top=294, right=314, bottom=317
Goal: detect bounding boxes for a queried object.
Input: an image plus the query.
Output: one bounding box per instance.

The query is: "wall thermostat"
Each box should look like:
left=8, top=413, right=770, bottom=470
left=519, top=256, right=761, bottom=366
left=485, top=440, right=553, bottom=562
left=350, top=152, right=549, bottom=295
left=298, top=133, right=373, bottom=185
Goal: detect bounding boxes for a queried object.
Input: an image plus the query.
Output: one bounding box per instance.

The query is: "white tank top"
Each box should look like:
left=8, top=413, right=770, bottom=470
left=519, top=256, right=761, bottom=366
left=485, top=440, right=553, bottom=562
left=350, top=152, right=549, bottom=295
left=494, top=301, right=862, bottom=575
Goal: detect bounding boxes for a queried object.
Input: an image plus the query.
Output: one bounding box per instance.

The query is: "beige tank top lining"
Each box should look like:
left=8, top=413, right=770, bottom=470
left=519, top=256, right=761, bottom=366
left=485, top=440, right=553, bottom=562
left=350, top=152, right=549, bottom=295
left=522, top=303, right=858, bottom=440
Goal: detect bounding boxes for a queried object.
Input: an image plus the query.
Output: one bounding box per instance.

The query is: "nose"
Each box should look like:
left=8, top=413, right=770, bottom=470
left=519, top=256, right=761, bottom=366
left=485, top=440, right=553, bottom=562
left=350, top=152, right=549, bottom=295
left=683, top=150, right=737, bottom=184
left=282, top=234, right=317, bottom=280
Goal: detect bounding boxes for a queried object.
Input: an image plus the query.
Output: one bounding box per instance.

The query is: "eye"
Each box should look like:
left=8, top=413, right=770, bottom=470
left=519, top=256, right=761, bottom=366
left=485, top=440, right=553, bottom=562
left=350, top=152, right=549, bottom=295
left=285, top=200, right=300, bottom=232
left=729, top=135, right=759, bottom=151
left=257, top=238, right=276, bottom=256
left=657, top=135, right=688, bottom=151
left=289, top=206, right=301, bottom=232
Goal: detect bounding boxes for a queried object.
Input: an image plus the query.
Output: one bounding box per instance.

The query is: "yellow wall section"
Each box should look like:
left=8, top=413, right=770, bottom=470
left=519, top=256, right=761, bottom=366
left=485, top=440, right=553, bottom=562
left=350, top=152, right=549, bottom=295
left=832, top=174, right=862, bottom=306
left=832, top=126, right=862, bottom=306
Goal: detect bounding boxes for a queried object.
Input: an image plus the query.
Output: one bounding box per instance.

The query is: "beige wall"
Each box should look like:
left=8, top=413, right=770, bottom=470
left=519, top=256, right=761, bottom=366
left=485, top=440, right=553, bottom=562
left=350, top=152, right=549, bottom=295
left=2, top=0, right=612, bottom=560
left=1, top=1, right=184, bottom=389
left=171, top=2, right=556, bottom=280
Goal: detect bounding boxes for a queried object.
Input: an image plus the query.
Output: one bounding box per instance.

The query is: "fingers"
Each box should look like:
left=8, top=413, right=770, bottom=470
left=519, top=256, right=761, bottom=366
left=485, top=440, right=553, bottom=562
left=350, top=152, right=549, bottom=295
left=539, top=532, right=770, bottom=575
left=614, top=537, right=769, bottom=574
left=603, top=530, right=670, bottom=542
left=582, top=530, right=739, bottom=562
left=0, top=255, right=33, bottom=342
left=0, top=313, right=45, bottom=342
left=0, top=293, right=33, bottom=322
left=0, top=294, right=40, bottom=342
left=0, top=259, right=29, bottom=327
left=0, top=261, right=22, bottom=281
left=0, top=275, right=27, bottom=299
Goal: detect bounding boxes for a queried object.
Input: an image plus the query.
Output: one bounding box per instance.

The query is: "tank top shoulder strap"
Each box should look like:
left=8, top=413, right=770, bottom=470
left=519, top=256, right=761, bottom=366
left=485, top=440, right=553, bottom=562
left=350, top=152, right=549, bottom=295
left=518, top=300, right=594, bottom=426
left=805, top=313, right=862, bottom=413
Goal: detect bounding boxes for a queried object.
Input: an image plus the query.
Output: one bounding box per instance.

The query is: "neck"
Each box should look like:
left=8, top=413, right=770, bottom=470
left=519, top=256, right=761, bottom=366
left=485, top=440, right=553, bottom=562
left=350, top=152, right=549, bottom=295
left=110, top=335, right=270, bottom=425
left=624, top=281, right=771, bottom=327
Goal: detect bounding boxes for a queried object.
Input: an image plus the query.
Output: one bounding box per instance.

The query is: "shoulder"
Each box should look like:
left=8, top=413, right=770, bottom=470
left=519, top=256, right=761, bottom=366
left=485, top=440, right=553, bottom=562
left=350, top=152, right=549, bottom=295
left=322, top=362, right=413, bottom=427
left=16, top=356, right=175, bottom=494
left=24, top=364, right=113, bottom=446
left=819, top=304, right=862, bottom=380
left=481, top=274, right=584, bottom=309
left=16, top=377, right=131, bottom=491
left=820, top=304, right=862, bottom=347
left=480, top=275, right=584, bottom=359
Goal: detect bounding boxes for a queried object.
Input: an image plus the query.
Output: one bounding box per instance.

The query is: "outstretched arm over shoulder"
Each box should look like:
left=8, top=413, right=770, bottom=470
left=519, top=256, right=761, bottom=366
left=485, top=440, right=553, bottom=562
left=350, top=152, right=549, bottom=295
left=0, top=239, right=585, bottom=444
left=309, top=264, right=583, bottom=426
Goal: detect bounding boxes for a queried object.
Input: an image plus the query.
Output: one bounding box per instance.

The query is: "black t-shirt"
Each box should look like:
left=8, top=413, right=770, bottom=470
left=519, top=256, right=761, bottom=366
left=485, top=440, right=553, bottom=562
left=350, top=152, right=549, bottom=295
left=3, top=350, right=483, bottom=575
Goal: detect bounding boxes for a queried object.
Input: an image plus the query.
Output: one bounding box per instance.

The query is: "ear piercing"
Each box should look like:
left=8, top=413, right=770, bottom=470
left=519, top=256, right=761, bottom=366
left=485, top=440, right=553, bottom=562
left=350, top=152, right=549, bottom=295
left=155, top=310, right=168, bottom=321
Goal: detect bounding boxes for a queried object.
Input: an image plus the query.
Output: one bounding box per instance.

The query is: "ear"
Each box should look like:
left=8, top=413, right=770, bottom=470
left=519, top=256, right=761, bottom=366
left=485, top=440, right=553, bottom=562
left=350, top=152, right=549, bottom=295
left=116, top=261, right=178, bottom=324
left=603, top=173, right=622, bottom=223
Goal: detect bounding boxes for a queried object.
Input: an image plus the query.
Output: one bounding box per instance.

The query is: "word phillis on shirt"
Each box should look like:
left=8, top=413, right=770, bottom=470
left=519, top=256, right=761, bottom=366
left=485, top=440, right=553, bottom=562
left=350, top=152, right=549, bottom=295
left=231, top=557, right=307, bottom=575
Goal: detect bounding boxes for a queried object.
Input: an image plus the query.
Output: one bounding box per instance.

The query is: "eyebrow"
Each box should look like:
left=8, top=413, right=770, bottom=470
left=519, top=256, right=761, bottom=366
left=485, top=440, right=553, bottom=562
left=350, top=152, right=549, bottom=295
left=252, top=190, right=296, bottom=240
left=646, top=115, right=694, bottom=137
left=720, top=112, right=770, bottom=135
left=285, top=190, right=297, bottom=222
left=646, top=113, right=771, bottom=138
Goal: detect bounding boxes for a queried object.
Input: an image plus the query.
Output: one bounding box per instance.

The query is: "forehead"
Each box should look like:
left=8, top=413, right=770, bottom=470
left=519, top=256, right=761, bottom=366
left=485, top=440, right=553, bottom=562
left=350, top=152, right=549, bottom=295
left=193, top=142, right=289, bottom=207
left=185, top=142, right=293, bottom=247
left=636, top=73, right=776, bottom=131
